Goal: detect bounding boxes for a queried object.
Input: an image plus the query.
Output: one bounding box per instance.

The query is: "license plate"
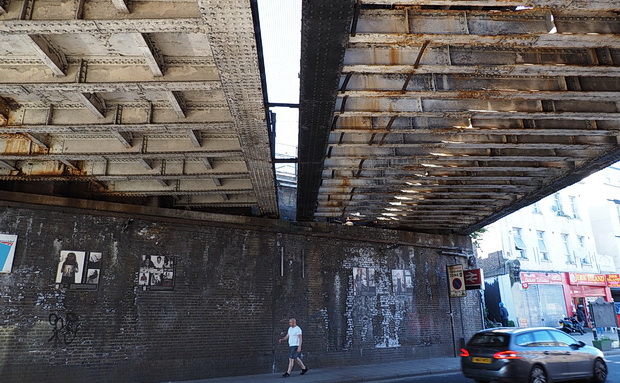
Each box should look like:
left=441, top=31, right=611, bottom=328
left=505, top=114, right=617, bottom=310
left=472, top=357, right=492, bottom=364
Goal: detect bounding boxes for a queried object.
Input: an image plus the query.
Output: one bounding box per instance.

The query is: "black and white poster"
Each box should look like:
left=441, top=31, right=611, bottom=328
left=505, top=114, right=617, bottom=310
left=55, top=250, right=102, bottom=290
left=138, top=255, right=175, bottom=291
left=392, top=269, right=413, bottom=294
left=353, top=267, right=376, bottom=296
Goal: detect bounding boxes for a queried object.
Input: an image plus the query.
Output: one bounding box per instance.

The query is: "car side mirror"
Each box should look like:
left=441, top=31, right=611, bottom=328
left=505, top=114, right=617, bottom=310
left=570, top=341, right=586, bottom=349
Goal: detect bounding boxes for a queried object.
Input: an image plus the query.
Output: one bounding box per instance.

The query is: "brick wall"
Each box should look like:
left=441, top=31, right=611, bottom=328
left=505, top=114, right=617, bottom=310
left=0, top=195, right=480, bottom=382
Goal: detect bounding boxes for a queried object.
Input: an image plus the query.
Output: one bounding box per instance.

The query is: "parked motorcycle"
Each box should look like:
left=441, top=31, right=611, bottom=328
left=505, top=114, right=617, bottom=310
left=569, top=316, right=586, bottom=334
left=559, top=317, right=585, bottom=335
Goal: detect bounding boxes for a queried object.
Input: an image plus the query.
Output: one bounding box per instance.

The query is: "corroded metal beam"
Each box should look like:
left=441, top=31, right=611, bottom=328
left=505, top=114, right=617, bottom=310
left=0, top=19, right=203, bottom=34
left=336, top=111, right=620, bottom=120
left=0, top=62, right=218, bottom=84
left=359, top=0, right=620, bottom=11
left=76, top=92, right=106, bottom=118
left=297, top=0, right=356, bottom=221
left=0, top=122, right=236, bottom=134
left=0, top=81, right=220, bottom=94
left=111, top=131, right=133, bottom=148
left=349, top=33, right=620, bottom=48
left=132, top=33, right=165, bottom=77
left=23, top=132, right=49, bottom=149
left=323, top=165, right=569, bottom=173
left=342, top=64, right=620, bottom=77
left=340, top=90, right=620, bottom=102
left=331, top=127, right=619, bottom=136
left=202, top=157, right=214, bottom=170
left=93, top=188, right=255, bottom=197
left=198, top=0, right=278, bottom=216
left=187, top=130, right=202, bottom=148
left=330, top=142, right=611, bottom=150
left=166, top=91, right=186, bottom=119
left=0, top=150, right=243, bottom=161
left=21, top=35, right=67, bottom=76
left=0, top=96, right=8, bottom=125
left=0, top=160, right=17, bottom=171
left=111, top=0, right=130, bottom=13
left=0, top=172, right=250, bottom=182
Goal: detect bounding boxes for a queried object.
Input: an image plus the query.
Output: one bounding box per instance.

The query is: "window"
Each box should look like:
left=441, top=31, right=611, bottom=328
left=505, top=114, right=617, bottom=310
left=515, top=332, right=536, bottom=347
left=550, top=330, right=577, bottom=347
left=468, top=333, right=509, bottom=347
left=532, top=203, right=541, bottom=214
left=577, top=236, right=590, bottom=264
left=537, top=231, right=548, bottom=261
left=561, top=234, right=573, bottom=264
left=513, top=227, right=527, bottom=259
left=569, top=196, right=579, bottom=219
left=552, top=193, right=565, bottom=216
left=532, top=330, right=556, bottom=347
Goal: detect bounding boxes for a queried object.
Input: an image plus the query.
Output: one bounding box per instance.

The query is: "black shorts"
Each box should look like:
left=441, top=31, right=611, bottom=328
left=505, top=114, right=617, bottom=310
left=289, top=346, right=300, bottom=359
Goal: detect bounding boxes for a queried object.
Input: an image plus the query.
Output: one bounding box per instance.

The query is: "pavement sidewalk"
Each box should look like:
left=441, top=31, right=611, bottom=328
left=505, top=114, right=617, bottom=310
left=171, top=332, right=620, bottom=383
left=172, top=356, right=459, bottom=383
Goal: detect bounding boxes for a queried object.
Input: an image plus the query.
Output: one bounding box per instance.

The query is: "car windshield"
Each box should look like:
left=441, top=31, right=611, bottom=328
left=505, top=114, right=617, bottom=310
left=468, top=333, right=510, bottom=347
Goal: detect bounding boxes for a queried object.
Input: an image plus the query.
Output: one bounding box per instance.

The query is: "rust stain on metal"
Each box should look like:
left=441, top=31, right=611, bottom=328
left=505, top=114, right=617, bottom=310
left=28, top=161, right=64, bottom=176
left=3, top=135, right=30, bottom=154
left=389, top=48, right=400, bottom=65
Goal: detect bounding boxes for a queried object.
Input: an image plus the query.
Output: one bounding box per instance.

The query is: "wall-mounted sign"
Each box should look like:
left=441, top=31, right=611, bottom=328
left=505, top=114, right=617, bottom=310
left=520, top=272, right=563, bottom=284
left=447, top=264, right=466, bottom=298
left=55, top=250, right=102, bottom=290
left=568, top=273, right=606, bottom=286
left=606, top=274, right=620, bottom=288
left=464, top=268, right=484, bottom=290
left=0, top=234, right=18, bottom=273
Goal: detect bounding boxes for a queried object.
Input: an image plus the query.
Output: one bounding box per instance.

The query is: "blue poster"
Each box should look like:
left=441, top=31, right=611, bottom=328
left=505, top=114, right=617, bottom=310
left=0, top=234, right=18, bottom=273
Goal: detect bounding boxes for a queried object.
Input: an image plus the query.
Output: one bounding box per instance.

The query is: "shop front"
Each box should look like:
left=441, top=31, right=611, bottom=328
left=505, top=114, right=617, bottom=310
left=607, top=274, right=620, bottom=324
left=562, top=273, right=612, bottom=327
left=517, top=272, right=567, bottom=328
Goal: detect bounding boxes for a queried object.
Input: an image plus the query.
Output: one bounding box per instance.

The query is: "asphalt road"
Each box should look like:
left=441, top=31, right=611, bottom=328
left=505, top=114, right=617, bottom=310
left=384, top=354, right=620, bottom=383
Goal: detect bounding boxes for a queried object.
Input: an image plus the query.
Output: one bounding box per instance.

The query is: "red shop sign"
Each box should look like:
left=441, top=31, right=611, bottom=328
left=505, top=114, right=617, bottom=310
left=607, top=274, right=620, bottom=288
left=568, top=273, right=607, bottom=286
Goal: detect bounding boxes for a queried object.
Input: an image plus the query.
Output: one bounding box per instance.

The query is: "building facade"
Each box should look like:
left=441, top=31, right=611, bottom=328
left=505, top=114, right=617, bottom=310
left=478, top=177, right=617, bottom=329
left=583, top=163, right=620, bottom=315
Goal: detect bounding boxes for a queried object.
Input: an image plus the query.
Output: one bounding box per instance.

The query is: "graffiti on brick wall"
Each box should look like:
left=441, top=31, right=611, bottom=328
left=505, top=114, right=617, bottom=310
left=48, top=313, right=81, bottom=345
left=346, top=248, right=416, bottom=350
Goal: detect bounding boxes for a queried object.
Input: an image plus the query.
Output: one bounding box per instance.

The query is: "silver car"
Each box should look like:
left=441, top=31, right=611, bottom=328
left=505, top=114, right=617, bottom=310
left=461, top=327, right=607, bottom=383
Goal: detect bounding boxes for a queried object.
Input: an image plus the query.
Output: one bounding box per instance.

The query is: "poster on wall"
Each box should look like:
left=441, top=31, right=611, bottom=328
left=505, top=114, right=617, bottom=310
left=392, top=269, right=413, bottom=294
left=55, top=250, right=102, bottom=290
left=138, top=255, right=175, bottom=291
left=353, top=267, right=376, bottom=296
left=0, top=234, right=18, bottom=273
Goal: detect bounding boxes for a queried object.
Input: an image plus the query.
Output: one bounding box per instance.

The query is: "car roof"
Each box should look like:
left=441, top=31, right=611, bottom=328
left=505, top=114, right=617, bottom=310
left=474, top=327, right=560, bottom=335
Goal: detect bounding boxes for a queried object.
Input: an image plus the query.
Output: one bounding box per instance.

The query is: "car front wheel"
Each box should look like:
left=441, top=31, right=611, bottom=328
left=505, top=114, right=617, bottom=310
left=530, top=365, right=547, bottom=383
left=592, top=358, right=607, bottom=383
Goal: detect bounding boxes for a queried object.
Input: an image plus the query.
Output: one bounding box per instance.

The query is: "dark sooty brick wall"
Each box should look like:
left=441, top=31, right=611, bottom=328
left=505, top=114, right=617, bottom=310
left=0, top=196, right=480, bottom=383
